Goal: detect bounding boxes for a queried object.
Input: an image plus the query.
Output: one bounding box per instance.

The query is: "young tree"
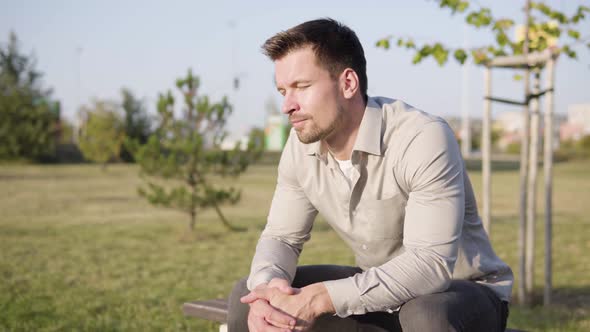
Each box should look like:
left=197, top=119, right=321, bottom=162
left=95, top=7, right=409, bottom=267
left=376, top=1, right=589, bottom=66
left=120, top=88, right=151, bottom=162
left=134, top=69, right=262, bottom=232
left=0, top=32, right=58, bottom=161
left=376, top=1, right=589, bottom=307
left=78, top=100, right=125, bottom=170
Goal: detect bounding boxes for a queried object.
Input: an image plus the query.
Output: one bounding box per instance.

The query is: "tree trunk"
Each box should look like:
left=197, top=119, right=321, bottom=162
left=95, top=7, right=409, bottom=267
left=543, top=55, right=556, bottom=306
left=526, top=69, right=541, bottom=304
left=518, top=0, right=532, bottom=306
left=482, top=66, right=492, bottom=235
left=189, top=210, right=196, bottom=231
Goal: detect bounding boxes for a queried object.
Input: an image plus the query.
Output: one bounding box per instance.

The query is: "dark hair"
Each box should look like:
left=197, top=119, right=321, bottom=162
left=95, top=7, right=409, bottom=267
left=262, top=18, right=368, bottom=102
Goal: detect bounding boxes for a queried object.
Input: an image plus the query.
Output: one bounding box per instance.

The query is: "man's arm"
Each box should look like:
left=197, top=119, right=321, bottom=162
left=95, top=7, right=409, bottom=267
left=248, top=131, right=318, bottom=290
left=323, top=120, right=465, bottom=317
left=243, top=132, right=320, bottom=330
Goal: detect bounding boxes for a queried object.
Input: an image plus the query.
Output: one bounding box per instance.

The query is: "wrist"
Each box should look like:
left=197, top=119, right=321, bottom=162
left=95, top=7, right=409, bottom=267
left=303, top=283, right=335, bottom=316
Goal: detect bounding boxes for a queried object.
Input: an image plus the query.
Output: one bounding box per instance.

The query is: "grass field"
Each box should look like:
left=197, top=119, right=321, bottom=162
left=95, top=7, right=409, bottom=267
left=1, top=160, right=589, bottom=331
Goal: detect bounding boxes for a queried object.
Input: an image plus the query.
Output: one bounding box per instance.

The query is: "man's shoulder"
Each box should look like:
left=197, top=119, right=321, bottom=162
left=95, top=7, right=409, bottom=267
left=370, top=97, right=449, bottom=150
left=370, top=96, right=445, bottom=133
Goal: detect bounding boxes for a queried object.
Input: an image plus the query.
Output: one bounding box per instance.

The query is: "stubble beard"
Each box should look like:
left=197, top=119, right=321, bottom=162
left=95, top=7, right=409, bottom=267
left=295, top=106, right=344, bottom=144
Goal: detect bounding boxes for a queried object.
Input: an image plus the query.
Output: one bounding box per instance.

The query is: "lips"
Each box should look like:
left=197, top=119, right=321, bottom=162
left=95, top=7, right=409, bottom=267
left=290, top=117, right=308, bottom=128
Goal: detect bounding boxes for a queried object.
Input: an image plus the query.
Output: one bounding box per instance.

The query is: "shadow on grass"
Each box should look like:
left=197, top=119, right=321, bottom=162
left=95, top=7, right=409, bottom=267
left=509, top=286, right=590, bottom=330
left=550, top=285, right=590, bottom=309
left=0, top=174, right=75, bottom=181
left=176, top=225, right=249, bottom=243
left=464, top=158, right=521, bottom=172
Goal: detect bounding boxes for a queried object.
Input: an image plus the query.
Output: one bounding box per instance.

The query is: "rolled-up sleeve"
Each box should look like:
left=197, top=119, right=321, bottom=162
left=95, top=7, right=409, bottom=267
left=247, top=134, right=318, bottom=290
left=323, top=121, right=465, bottom=317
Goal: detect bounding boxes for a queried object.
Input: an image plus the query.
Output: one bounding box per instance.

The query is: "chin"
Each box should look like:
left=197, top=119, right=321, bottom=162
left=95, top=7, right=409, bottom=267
left=296, top=131, right=321, bottom=144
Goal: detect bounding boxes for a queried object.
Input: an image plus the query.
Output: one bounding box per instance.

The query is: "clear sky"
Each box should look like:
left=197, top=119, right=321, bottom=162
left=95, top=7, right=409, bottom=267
left=1, top=0, right=589, bottom=137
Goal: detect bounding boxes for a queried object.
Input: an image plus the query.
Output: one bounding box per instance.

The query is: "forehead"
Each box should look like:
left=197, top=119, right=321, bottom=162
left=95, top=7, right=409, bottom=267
left=274, top=46, right=329, bottom=87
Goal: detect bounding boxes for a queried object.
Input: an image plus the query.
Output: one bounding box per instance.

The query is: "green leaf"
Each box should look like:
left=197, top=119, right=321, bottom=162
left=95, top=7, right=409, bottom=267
left=412, top=52, right=423, bottom=64
left=376, top=38, right=390, bottom=50
left=453, top=49, right=468, bottom=64
left=496, top=31, right=508, bottom=46
left=405, top=39, right=416, bottom=49
left=513, top=74, right=523, bottom=81
left=439, top=0, right=469, bottom=14
left=471, top=49, right=489, bottom=64
left=432, top=43, right=448, bottom=66
left=465, top=8, right=493, bottom=28
left=457, top=1, right=469, bottom=13
left=418, top=45, right=432, bottom=56
left=567, top=29, right=581, bottom=40
left=493, top=18, right=514, bottom=31
left=562, top=45, right=577, bottom=59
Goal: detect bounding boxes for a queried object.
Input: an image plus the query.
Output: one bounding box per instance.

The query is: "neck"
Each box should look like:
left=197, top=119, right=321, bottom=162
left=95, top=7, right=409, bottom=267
left=325, top=96, right=366, bottom=160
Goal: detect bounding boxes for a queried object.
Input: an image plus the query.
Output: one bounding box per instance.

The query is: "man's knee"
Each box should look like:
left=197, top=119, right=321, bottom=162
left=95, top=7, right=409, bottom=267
left=399, top=297, right=456, bottom=332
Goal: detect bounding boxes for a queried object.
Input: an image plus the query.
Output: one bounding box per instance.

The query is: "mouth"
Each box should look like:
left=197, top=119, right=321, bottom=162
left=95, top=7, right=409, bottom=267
left=290, top=118, right=308, bottom=128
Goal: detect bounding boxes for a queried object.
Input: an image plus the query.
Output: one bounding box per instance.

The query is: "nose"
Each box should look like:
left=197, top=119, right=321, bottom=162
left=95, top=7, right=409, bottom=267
left=281, top=93, right=300, bottom=115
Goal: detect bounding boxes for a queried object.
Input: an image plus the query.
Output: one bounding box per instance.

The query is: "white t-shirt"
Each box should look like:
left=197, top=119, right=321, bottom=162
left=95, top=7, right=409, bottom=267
left=335, top=158, right=354, bottom=189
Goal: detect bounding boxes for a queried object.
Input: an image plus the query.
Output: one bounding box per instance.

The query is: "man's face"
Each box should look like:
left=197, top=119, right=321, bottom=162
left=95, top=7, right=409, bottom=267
left=275, top=46, right=343, bottom=144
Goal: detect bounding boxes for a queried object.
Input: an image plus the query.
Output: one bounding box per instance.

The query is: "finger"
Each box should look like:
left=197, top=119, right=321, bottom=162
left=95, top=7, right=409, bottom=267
left=257, top=299, right=296, bottom=328
left=240, top=291, right=259, bottom=304
left=250, top=306, right=293, bottom=332
left=241, top=288, right=272, bottom=303
left=265, top=316, right=295, bottom=330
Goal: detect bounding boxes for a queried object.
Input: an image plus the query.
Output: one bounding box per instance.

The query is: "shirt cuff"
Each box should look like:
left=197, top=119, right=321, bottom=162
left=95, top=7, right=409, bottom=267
left=322, top=277, right=366, bottom=317
left=247, top=271, right=275, bottom=291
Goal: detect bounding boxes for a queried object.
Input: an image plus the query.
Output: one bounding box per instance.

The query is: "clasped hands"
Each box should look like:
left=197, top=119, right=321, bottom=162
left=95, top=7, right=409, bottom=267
left=240, top=278, right=334, bottom=332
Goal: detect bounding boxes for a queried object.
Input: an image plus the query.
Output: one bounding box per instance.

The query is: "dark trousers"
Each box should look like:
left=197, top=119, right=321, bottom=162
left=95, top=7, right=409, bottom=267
left=227, top=265, right=509, bottom=332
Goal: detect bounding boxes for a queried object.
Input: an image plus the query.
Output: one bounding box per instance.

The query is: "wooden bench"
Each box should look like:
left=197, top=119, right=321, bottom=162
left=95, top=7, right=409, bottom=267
left=183, top=299, right=228, bottom=332
left=183, top=298, right=525, bottom=331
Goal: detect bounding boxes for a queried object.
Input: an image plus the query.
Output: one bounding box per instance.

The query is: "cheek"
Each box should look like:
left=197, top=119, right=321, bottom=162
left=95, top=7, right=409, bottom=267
left=302, top=86, right=337, bottom=115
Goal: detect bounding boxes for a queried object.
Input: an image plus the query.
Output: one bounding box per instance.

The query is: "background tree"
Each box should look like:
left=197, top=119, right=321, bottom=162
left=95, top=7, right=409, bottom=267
left=376, top=0, right=590, bottom=307
left=120, top=88, right=151, bottom=162
left=134, top=69, right=263, bottom=232
left=0, top=32, right=59, bottom=161
left=376, top=1, right=589, bottom=66
left=78, top=100, right=125, bottom=170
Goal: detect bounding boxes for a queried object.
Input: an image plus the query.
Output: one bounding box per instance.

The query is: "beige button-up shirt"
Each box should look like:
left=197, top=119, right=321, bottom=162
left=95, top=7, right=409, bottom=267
left=248, top=97, right=514, bottom=317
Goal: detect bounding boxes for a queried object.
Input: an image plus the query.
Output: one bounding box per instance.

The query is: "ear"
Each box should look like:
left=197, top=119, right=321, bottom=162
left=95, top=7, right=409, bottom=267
left=340, top=68, right=360, bottom=100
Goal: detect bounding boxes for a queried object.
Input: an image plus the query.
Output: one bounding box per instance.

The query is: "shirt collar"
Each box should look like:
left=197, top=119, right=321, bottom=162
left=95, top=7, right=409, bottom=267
left=304, top=96, right=383, bottom=161
left=352, top=97, right=383, bottom=156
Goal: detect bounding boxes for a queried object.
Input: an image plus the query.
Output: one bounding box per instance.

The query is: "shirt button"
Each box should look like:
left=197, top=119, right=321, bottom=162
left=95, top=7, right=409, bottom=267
left=362, top=244, right=368, bottom=250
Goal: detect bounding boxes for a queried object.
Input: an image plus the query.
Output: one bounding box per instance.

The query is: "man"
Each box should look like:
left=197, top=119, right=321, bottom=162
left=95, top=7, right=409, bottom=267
left=228, top=18, right=513, bottom=332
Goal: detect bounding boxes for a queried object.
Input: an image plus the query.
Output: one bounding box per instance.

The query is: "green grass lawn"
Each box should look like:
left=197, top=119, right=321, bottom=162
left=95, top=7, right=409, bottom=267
left=1, top=160, right=589, bottom=331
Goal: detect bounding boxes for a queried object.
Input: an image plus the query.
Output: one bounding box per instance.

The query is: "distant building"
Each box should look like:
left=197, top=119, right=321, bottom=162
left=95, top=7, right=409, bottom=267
left=444, top=116, right=482, bottom=140
left=265, top=114, right=287, bottom=151
left=220, top=135, right=251, bottom=151
left=494, top=111, right=523, bottom=150
left=493, top=110, right=565, bottom=151
left=561, top=103, right=590, bottom=142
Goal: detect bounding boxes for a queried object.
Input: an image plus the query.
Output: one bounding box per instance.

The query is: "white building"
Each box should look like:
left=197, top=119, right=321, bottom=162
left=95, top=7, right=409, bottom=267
left=494, top=110, right=566, bottom=150
left=561, top=103, right=590, bottom=141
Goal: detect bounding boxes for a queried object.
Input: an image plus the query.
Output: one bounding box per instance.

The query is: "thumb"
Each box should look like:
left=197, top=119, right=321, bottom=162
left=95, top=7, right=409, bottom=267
left=240, top=291, right=259, bottom=304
